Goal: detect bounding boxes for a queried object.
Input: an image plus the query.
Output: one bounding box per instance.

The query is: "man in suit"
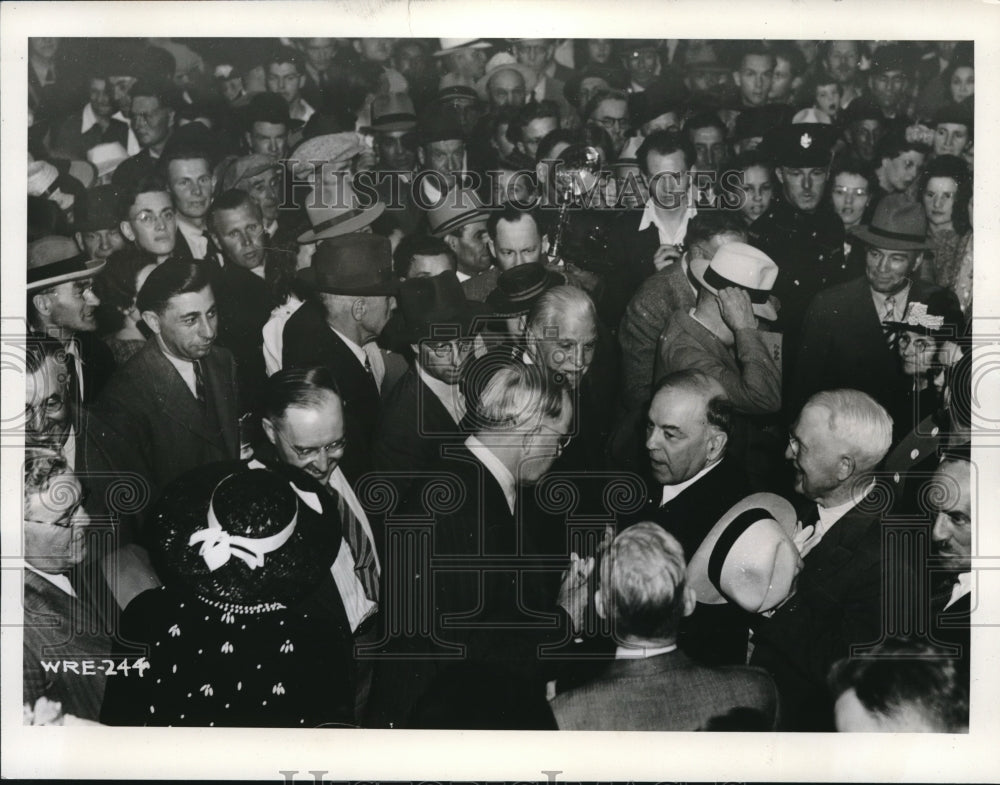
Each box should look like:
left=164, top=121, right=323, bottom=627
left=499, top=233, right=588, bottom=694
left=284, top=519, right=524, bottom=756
left=426, top=187, right=496, bottom=302
left=208, top=189, right=279, bottom=413
left=258, top=367, right=379, bottom=721
left=49, top=71, right=130, bottom=160
left=111, top=79, right=177, bottom=190
left=161, top=140, right=218, bottom=263
left=551, top=522, right=779, bottom=731
left=366, top=349, right=589, bottom=727
left=282, top=233, right=398, bottom=486
left=117, top=174, right=185, bottom=265
left=751, top=388, right=896, bottom=731
left=90, top=261, right=240, bottom=540
left=22, top=452, right=111, bottom=724
left=627, top=369, right=751, bottom=664
left=605, top=130, right=697, bottom=327
left=792, top=195, right=957, bottom=421
left=372, top=270, right=481, bottom=495
left=27, top=236, right=115, bottom=406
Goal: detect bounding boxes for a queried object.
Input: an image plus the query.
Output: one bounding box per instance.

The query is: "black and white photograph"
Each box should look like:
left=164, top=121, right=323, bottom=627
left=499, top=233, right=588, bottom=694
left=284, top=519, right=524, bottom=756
left=2, top=0, right=999, bottom=781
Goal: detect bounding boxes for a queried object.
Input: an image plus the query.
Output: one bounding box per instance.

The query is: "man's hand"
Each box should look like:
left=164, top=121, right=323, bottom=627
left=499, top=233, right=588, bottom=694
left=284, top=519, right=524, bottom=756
left=557, top=551, right=595, bottom=635
left=718, top=287, right=757, bottom=332
left=653, top=244, right=683, bottom=270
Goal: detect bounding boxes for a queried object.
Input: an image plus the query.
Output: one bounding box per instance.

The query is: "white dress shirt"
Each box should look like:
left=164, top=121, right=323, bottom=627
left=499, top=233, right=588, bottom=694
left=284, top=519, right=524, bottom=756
left=176, top=215, right=209, bottom=260
left=25, top=563, right=76, bottom=597
left=615, top=642, right=678, bottom=659
left=161, top=348, right=199, bottom=399
left=638, top=199, right=697, bottom=267
left=945, top=571, right=972, bottom=610
left=871, top=283, right=911, bottom=323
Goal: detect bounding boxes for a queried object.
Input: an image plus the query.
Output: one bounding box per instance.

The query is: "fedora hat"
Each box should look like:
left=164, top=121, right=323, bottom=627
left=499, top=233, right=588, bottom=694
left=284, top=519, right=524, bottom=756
left=296, top=232, right=397, bottom=296
left=150, top=459, right=341, bottom=607
left=689, top=242, right=779, bottom=321
left=27, top=235, right=105, bottom=291
left=216, top=153, right=281, bottom=194
left=687, top=492, right=800, bottom=613
left=475, top=53, right=538, bottom=101
left=485, top=262, right=565, bottom=315
left=850, top=193, right=929, bottom=251
left=398, top=269, right=487, bottom=343
left=363, top=92, right=417, bottom=134
left=426, top=188, right=488, bottom=237
left=434, top=38, right=491, bottom=57
left=27, top=160, right=60, bottom=198
left=87, top=142, right=130, bottom=180
left=296, top=186, right=386, bottom=244
left=74, top=185, right=121, bottom=233
left=289, top=132, right=366, bottom=182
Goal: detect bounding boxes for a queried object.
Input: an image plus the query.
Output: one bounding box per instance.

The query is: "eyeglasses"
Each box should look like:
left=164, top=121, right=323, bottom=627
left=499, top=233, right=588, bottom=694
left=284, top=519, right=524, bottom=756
left=25, top=392, right=66, bottom=425
left=832, top=186, right=869, bottom=197
left=535, top=423, right=572, bottom=457
left=275, top=428, right=347, bottom=461
left=898, top=333, right=934, bottom=352
left=424, top=339, right=475, bottom=358
left=25, top=489, right=88, bottom=529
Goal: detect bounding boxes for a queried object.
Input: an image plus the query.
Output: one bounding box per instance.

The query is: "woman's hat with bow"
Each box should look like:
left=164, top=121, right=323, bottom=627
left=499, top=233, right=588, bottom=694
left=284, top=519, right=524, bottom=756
left=150, top=459, right=342, bottom=607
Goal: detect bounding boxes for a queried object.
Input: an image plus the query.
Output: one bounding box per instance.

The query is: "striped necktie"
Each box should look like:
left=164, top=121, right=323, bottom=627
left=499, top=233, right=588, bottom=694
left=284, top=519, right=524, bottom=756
left=335, top=489, right=378, bottom=602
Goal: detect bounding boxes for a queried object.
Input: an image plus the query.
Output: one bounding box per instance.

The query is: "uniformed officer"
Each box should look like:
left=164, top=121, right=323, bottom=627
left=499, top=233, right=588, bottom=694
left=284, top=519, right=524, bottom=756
left=748, top=122, right=846, bottom=379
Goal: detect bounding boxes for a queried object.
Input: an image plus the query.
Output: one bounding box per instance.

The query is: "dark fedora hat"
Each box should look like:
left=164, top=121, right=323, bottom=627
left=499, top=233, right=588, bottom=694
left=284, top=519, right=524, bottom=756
left=150, top=459, right=342, bottom=607
left=398, top=269, right=487, bottom=343
left=296, top=232, right=398, bottom=296
left=74, top=185, right=121, bottom=234
left=485, top=262, right=565, bottom=316
left=851, top=193, right=929, bottom=251
left=27, top=235, right=104, bottom=291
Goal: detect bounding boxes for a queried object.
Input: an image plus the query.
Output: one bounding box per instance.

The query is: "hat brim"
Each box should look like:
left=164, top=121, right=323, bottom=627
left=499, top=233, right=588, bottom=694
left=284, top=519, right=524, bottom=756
left=686, top=492, right=798, bottom=607
left=297, top=202, right=387, bottom=244
left=475, top=64, right=539, bottom=100
left=434, top=41, right=492, bottom=56
left=296, top=266, right=399, bottom=296
left=484, top=269, right=566, bottom=315
left=361, top=118, right=418, bottom=134
left=850, top=225, right=929, bottom=252
left=27, top=257, right=106, bottom=291
left=688, top=257, right=778, bottom=322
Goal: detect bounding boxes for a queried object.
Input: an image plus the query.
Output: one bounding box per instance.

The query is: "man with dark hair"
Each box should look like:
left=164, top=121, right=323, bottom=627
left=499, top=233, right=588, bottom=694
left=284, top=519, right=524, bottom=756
left=733, top=44, right=775, bottom=108
left=49, top=69, right=130, bottom=160
left=208, top=189, right=280, bottom=412
left=551, top=523, right=778, bottom=731
left=506, top=100, right=561, bottom=163
left=160, top=143, right=216, bottom=261
left=392, top=234, right=457, bottom=279
left=111, top=79, right=178, bottom=189
left=486, top=206, right=550, bottom=272
left=842, top=99, right=887, bottom=164
left=243, top=91, right=291, bottom=159
left=608, top=129, right=697, bottom=315
left=91, top=260, right=239, bottom=537
left=117, top=174, right=182, bottom=264
left=868, top=43, right=916, bottom=122
left=73, top=185, right=127, bottom=262
left=820, top=40, right=865, bottom=109
left=829, top=638, right=969, bottom=732
left=265, top=46, right=314, bottom=132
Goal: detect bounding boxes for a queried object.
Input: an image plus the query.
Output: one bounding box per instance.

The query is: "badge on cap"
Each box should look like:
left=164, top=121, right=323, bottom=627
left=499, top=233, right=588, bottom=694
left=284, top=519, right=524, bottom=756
left=800, top=133, right=813, bottom=149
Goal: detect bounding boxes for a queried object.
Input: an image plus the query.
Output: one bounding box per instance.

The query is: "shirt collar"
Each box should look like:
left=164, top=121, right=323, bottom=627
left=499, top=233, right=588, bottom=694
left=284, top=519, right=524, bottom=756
left=816, top=480, right=877, bottom=536
left=945, top=571, right=972, bottom=610
left=465, top=435, right=516, bottom=514
left=871, top=282, right=911, bottom=322
left=329, top=326, right=368, bottom=367
left=615, top=642, right=678, bottom=659
left=638, top=198, right=697, bottom=253
left=25, top=563, right=77, bottom=597
left=660, top=458, right=721, bottom=506
left=81, top=102, right=99, bottom=134
left=416, top=361, right=466, bottom=425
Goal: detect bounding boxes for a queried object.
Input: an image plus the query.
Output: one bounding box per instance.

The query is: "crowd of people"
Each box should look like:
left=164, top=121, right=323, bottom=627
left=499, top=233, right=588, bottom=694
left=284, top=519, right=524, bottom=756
left=23, top=36, right=974, bottom=732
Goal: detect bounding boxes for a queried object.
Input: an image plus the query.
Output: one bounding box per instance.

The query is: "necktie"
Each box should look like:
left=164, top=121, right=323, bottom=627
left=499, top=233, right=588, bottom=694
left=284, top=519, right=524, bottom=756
left=193, top=359, right=206, bottom=404
left=882, top=295, right=897, bottom=323
left=62, top=349, right=81, bottom=407
left=794, top=502, right=823, bottom=558
left=336, top=490, right=378, bottom=602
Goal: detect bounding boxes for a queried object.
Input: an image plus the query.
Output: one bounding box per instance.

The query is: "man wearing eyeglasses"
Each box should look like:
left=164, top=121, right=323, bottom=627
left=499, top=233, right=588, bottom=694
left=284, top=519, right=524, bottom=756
left=111, top=79, right=177, bottom=191
left=373, top=270, right=483, bottom=496
left=584, top=88, right=630, bottom=157
left=22, top=452, right=111, bottom=723
left=27, top=236, right=116, bottom=406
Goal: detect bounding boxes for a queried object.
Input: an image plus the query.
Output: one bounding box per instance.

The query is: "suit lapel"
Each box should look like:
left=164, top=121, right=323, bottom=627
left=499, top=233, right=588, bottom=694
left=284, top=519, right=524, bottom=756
left=141, top=344, right=225, bottom=451
left=203, top=348, right=239, bottom=456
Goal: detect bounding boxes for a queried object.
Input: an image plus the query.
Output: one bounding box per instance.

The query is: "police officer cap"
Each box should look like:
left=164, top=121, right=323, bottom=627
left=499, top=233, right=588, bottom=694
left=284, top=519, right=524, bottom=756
left=761, top=122, right=838, bottom=167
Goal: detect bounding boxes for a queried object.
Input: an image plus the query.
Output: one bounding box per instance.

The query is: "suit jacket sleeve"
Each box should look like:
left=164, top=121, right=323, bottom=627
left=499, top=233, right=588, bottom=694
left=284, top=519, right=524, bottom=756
left=728, top=327, right=782, bottom=414
left=618, top=283, right=666, bottom=411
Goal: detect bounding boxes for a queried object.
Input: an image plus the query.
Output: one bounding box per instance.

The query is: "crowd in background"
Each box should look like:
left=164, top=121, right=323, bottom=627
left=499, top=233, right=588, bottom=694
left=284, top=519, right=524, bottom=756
left=22, top=36, right=974, bottom=732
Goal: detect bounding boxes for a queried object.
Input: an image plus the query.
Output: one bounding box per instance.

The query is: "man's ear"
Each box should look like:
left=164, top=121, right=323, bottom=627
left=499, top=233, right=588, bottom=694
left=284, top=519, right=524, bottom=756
left=140, top=310, right=162, bottom=336
left=681, top=584, right=697, bottom=618
left=31, top=292, right=52, bottom=318
left=594, top=588, right=607, bottom=620
left=442, top=234, right=459, bottom=255
left=351, top=298, right=367, bottom=322
left=485, top=237, right=495, bottom=257
left=261, top=417, right=277, bottom=447
left=516, top=313, right=528, bottom=334
left=774, top=167, right=786, bottom=186
left=74, top=232, right=85, bottom=253
left=732, top=70, right=741, bottom=88
left=244, top=131, right=252, bottom=149
left=912, top=251, right=925, bottom=273
left=120, top=220, right=136, bottom=243
left=707, top=430, right=728, bottom=463
left=540, top=233, right=550, bottom=256
left=837, top=454, right=856, bottom=483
